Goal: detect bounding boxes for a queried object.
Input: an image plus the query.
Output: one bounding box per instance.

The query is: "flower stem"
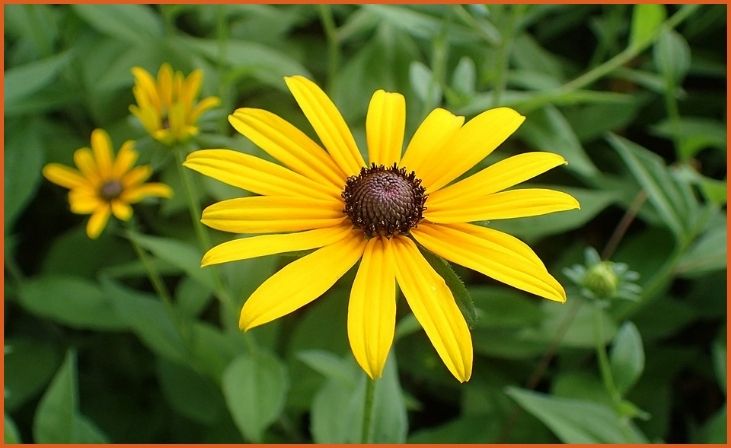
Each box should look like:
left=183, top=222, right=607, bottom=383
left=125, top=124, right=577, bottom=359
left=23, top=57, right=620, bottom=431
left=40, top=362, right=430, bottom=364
left=319, top=5, right=340, bottom=93
left=592, top=303, right=621, bottom=406
left=124, top=223, right=173, bottom=307
left=361, top=376, right=376, bottom=443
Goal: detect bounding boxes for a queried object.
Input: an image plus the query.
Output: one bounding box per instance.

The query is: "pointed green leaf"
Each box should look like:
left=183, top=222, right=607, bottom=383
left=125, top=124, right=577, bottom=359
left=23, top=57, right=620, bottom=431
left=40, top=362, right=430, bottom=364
left=71, top=5, right=162, bottom=45
left=630, top=5, right=666, bottom=49
left=32, top=352, right=77, bottom=443
left=654, top=29, right=691, bottom=85
left=610, top=321, right=645, bottom=394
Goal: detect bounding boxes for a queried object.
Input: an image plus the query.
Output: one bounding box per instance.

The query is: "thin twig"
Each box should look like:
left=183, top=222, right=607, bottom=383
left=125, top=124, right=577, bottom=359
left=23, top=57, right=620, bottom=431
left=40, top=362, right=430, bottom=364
left=602, top=191, right=647, bottom=260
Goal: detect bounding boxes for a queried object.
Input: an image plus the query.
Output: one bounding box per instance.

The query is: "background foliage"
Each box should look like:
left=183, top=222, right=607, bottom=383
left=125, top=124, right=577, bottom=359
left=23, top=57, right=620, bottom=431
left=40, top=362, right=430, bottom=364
left=4, top=4, right=726, bottom=443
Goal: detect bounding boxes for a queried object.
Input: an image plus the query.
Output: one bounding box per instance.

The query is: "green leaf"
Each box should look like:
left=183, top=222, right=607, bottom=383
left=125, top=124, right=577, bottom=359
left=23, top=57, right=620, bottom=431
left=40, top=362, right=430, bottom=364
left=42, top=227, right=133, bottom=278
left=223, top=352, right=288, bottom=442
left=4, top=51, right=71, bottom=107
left=4, top=119, right=44, bottom=228
left=5, top=413, right=21, bottom=443
left=33, top=352, right=77, bottom=443
left=517, top=106, right=598, bottom=177
left=451, top=57, right=476, bottom=94
left=102, top=277, right=187, bottom=362
left=311, top=355, right=407, bottom=443
left=180, top=36, right=310, bottom=89
left=471, top=287, right=543, bottom=329
left=363, top=5, right=484, bottom=44
left=157, top=359, right=224, bottom=424
left=693, top=407, right=726, bottom=443
left=653, top=29, right=691, bottom=85
left=610, top=321, right=645, bottom=394
left=676, top=214, right=726, bottom=277
left=5, top=338, right=63, bottom=411
left=18, top=276, right=126, bottom=331
left=297, top=349, right=354, bottom=384
left=409, top=61, right=442, bottom=108
left=419, top=248, right=477, bottom=328
left=506, top=387, right=647, bottom=443
left=629, top=4, right=666, bottom=49
left=608, top=133, right=697, bottom=243
left=175, top=276, right=213, bottom=317
left=652, top=117, right=726, bottom=161
left=71, top=5, right=162, bottom=46
left=127, top=232, right=215, bottom=291
left=712, top=336, right=726, bottom=395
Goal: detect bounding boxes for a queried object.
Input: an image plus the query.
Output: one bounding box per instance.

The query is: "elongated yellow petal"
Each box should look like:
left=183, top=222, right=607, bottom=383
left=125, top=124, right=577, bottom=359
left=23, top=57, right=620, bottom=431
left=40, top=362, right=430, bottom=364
left=68, top=189, right=101, bottom=214
left=184, top=149, right=338, bottom=200
left=366, top=90, right=405, bottom=166
left=392, top=237, right=472, bottom=382
left=412, top=222, right=566, bottom=302
left=73, top=148, right=101, bottom=186
left=113, top=141, right=138, bottom=178
left=121, top=183, right=172, bottom=203
left=130, top=104, right=160, bottom=135
left=91, top=129, right=114, bottom=179
left=190, top=96, right=220, bottom=123
left=348, top=237, right=396, bottom=379
left=202, top=196, right=346, bottom=234
left=122, top=166, right=152, bottom=187
left=43, top=164, right=88, bottom=189
left=240, top=234, right=366, bottom=329
left=285, top=75, right=366, bottom=176
left=399, top=108, right=464, bottom=174
left=182, top=69, right=203, bottom=106
left=131, top=67, right=160, bottom=110
left=111, top=200, right=133, bottom=221
left=86, top=204, right=111, bottom=239
left=229, top=108, right=346, bottom=190
left=158, top=63, right=173, bottom=108
left=428, top=152, right=567, bottom=209
left=425, top=188, right=580, bottom=222
left=202, top=225, right=353, bottom=266
left=420, top=107, right=525, bottom=193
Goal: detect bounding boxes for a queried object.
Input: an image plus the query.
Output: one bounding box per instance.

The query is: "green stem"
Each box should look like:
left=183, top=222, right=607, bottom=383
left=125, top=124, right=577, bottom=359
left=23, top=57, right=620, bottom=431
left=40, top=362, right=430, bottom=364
left=492, top=6, right=519, bottom=106
left=592, top=304, right=621, bottom=405
left=319, top=5, right=340, bottom=92
left=361, top=376, right=376, bottom=443
left=125, top=224, right=174, bottom=307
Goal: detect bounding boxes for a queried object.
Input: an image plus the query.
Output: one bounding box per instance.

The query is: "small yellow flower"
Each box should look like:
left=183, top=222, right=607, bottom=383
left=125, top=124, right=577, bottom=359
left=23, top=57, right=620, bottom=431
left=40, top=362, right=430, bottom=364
left=43, top=129, right=172, bottom=239
left=130, top=63, right=220, bottom=145
left=185, top=76, right=580, bottom=382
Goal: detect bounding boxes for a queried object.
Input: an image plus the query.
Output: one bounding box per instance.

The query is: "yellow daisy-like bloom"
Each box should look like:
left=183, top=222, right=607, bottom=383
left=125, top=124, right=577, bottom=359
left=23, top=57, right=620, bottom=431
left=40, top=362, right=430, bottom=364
left=130, top=63, right=220, bottom=145
left=43, top=129, right=173, bottom=239
left=185, top=76, right=579, bottom=382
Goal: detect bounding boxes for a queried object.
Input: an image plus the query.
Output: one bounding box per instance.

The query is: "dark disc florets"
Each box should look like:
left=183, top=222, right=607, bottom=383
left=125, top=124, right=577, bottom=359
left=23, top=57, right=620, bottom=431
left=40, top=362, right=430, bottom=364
left=342, top=163, right=427, bottom=238
left=100, top=180, right=123, bottom=201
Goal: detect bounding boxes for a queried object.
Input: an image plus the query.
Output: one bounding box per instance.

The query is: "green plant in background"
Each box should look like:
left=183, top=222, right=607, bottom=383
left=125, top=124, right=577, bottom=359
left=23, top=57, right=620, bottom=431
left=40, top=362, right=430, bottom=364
left=4, top=4, right=726, bottom=444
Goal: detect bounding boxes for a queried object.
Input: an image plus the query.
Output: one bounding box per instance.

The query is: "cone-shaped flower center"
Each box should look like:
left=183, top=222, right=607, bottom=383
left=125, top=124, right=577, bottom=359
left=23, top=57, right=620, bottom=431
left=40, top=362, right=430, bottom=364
left=100, top=180, right=123, bottom=201
left=342, top=163, right=427, bottom=238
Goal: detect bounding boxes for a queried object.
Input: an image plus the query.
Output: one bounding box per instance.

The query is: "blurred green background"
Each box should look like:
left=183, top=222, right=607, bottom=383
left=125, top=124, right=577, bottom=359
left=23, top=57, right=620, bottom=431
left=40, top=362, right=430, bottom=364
left=4, top=4, right=727, bottom=443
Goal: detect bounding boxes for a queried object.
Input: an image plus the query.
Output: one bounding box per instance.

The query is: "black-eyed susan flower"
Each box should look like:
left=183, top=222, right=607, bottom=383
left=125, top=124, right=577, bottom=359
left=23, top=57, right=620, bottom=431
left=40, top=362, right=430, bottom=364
left=184, top=76, right=579, bottom=382
left=43, top=129, right=172, bottom=239
left=130, top=63, right=220, bottom=145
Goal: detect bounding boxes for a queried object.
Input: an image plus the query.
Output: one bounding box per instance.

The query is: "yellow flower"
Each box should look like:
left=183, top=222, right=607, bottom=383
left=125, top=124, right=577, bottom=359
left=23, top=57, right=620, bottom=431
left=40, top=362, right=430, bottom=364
left=184, top=76, right=579, bottom=382
left=130, top=63, right=220, bottom=145
left=43, top=129, right=173, bottom=239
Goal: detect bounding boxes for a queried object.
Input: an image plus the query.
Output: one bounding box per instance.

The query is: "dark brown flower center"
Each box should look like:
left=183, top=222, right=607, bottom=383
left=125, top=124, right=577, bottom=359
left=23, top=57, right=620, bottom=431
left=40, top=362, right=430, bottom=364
left=100, top=180, right=123, bottom=201
left=342, top=163, right=427, bottom=238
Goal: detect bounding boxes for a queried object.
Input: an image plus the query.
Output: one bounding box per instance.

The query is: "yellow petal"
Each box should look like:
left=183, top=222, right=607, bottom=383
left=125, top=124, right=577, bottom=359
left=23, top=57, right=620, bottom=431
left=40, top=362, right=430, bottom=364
left=91, top=129, right=114, bottom=178
left=348, top=237, right=396, bottom=379
left=425, top=188, right=580, bottom=223
left=428, top=152, right=567, bottom=209
left=284, top=75, right=366, bottom=176
left=412, top=222, right=566, bottom=302
left=240, top=234, right=366, bottom=329
left=73, top=148, right=100, bottom=186
left=112, top=141, right=138, bottom=178
left=130, top=104, right=161, bottom=135
left=182, top=69, right=203, bottom=106
left=122, top=166, right=152, bottom=187
left=190, top=96, right=220, bottom=123
left=202, top=225, right=353, bottom=266
left=157, top=63, right=174, bottom=108
left=420, top=107, right=525, bottom=193
left=43, top=164, right=88, bottom=190
left=184, top=149, right=338, bottom=200
left=366, top=90, right=405, bottom=166
left=111, top=200, right=133, bottom=221
left=399, top=108, right=464, bottom=174
left=68, top=189, right=101, bottom=214
left=121, top=183, right=172, bottom=203
left=131, top=66, right=160, bottom=110
left=229, top=108, right=346, bottom=189
left=201, top=196, right=346, bottom=234
left=391, top=236, right=472, bottom=382
left=86, top=204, right=111, bottom=239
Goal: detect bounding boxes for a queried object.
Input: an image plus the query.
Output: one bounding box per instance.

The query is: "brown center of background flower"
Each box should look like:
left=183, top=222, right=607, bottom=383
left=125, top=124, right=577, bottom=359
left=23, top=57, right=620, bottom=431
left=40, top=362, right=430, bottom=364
left=100, top=180, right=123, bottom=201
